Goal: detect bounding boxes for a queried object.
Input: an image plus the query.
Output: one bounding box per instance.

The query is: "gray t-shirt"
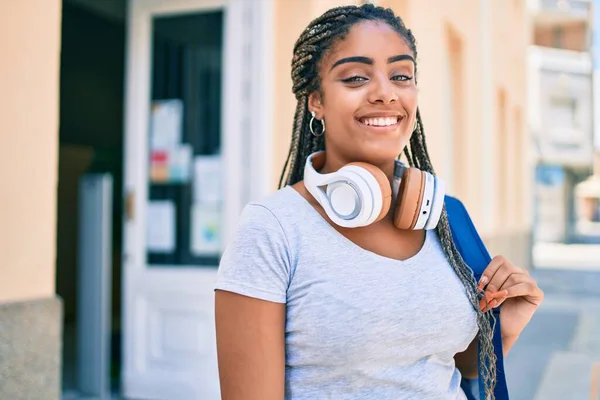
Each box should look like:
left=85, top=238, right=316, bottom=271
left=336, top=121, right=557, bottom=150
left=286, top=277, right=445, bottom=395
left=215, top=185, right=478, bottom=400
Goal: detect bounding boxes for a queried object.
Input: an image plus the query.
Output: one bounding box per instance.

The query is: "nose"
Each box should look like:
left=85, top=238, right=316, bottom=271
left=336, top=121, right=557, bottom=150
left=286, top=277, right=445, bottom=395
left=367, top=74, right=398, bottom=104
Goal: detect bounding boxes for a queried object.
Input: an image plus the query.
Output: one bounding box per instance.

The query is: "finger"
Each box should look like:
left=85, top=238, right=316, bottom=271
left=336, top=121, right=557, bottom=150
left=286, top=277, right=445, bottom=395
left=486, top=267, right=513, bottom=294
left=482, top=262, right=528, bottom=294
left=492, top=295, right=508, bottom=307
left=479, top=297, right=496, bottom=313
left=478, top=256, right=507, bottom=291
left=479, top=292, right=507, bottom=310
left=482, top=274, right=526, bottom=302
left=488, top=290, right=508, bottom=300
left=489, top=270, right=530, bottom=296
left=503, top=281, right=541, bottom=300
left=480, top=296, right=505, bottom=312
left=498, top=272, right=533, bottom=293
left=489, top=298, right=503, bottom=309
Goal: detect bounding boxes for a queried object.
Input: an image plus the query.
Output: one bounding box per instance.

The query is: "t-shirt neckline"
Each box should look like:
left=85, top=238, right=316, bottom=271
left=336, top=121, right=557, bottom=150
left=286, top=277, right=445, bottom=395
left=282, top=185, right=433, bottom=266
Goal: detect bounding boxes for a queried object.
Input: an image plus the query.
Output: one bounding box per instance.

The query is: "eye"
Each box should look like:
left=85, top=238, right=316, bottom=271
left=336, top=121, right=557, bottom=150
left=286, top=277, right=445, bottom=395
left=341, top=76, right=368, bottom=83
left=392, top=75, right=413, bottom=82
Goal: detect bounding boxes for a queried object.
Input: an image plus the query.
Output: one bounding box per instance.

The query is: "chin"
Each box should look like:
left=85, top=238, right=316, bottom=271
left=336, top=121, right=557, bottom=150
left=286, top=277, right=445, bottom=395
left=351, top=128, right=409, bottom=161
left=352, top=146, right=402, bottom=167
left=363, top=138, right=407, bottom=161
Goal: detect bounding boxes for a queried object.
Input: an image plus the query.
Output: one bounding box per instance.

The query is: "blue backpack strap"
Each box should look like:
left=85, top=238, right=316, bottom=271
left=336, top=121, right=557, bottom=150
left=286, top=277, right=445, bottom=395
left=445, top=195, right=510, bottom=400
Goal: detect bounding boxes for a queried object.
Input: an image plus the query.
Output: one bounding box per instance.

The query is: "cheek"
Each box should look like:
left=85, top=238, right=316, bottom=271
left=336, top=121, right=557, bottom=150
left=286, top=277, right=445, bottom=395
left=325, top=91, right=363, bottom=122
left=401, top=86, right=419, bottom=110
left=400, top=89, right=418, bottom=129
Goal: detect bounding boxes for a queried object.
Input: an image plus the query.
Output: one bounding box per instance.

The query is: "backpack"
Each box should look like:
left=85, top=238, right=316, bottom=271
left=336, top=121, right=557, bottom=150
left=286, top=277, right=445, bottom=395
left=446, top=196, right=510, bottom=400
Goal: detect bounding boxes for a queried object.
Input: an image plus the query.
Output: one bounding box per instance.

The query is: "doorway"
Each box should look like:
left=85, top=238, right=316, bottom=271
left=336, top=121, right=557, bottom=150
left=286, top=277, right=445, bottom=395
left=56, top=0, right=272, bottom=397
left=56, top=0, right=126, bottom=396
left=119, top=1, right=229, bottom=397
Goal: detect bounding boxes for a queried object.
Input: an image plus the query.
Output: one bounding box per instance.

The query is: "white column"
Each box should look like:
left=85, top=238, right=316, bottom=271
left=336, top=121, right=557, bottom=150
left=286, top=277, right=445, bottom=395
left=249, top=0, right=275, bottom=201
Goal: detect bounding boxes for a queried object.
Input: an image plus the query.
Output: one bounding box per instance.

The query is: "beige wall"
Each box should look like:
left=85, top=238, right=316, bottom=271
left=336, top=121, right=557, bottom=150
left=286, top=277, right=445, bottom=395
left=272, top=0, right=532, bottom=267
left=0, top=0, right=62, bottom=302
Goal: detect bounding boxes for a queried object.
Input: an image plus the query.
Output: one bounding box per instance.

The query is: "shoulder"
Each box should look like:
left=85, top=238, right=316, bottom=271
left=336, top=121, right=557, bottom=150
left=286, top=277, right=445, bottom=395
left=239, top=185, right=306, bottom=232
left=247, top=185, right=299, bottom=215
left=217, top=187, right=299, bottom=302
left=230, top=186, right=301, bottom=246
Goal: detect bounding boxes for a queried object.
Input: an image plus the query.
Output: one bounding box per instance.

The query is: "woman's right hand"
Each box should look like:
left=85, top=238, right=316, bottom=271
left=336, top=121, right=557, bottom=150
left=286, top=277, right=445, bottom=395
left=215, top=290, right=286, bottom=400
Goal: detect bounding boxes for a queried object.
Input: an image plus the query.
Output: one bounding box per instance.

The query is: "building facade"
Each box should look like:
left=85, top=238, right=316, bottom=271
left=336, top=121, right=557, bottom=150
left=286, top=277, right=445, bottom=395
left=1, top=0, right=531, bottom=399
left=527, top=0, right=596, bottom=243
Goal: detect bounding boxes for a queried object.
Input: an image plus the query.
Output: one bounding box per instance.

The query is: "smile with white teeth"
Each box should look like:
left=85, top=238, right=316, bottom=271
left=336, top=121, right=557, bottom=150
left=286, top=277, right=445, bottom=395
left=359, top=117, right=400, bottom=126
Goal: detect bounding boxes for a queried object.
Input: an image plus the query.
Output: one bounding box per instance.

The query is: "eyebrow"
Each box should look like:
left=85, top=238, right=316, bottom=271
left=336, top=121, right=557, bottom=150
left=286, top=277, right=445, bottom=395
left=330, top=54, right=416, bottom=71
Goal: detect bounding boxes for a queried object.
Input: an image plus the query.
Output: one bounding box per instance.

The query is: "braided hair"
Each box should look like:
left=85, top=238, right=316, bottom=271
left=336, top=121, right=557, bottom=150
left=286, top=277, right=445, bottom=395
left=278, top=4, right=498, bottom=399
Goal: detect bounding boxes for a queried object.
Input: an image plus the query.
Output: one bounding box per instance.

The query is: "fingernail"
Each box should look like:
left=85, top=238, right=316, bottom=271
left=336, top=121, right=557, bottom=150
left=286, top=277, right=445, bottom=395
left=489, top=299, right=498, bottom=308
left=478, top=276, right=488, bottom=289
left=485, top=291, right=494, bottom=302
left=491, top=290, right=507, bottom=299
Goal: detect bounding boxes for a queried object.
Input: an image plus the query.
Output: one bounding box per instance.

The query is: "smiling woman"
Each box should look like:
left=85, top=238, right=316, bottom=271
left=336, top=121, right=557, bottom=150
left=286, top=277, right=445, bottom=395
left=214, top=4, right=542, bottom=400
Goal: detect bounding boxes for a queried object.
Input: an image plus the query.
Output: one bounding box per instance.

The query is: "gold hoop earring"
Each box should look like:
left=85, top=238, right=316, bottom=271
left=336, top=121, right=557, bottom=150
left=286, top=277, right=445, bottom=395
left=309, top=111, right=325, bottom=137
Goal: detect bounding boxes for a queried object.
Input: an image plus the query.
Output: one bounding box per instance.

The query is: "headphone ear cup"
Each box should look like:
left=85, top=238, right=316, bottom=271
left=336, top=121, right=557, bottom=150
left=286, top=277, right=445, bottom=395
left=345, top=162, right=392, bottom=223
left=424, top=176, right=446, bottom=230
left=413, top=172, right=436, bottom=230
left=394, top=168, right=426, bottom=230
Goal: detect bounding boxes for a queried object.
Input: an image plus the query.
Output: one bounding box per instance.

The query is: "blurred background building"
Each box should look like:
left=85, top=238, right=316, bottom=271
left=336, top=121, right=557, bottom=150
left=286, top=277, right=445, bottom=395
left=528, top=0, right=594, bottom=244
left=527, top=0, right=600, bottom=269
left=0, top=0, right=598, bottom=399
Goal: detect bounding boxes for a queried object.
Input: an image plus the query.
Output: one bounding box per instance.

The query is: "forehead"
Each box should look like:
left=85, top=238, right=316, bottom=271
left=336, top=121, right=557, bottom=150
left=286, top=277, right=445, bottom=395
left=324, top=20, right=412, bottom=65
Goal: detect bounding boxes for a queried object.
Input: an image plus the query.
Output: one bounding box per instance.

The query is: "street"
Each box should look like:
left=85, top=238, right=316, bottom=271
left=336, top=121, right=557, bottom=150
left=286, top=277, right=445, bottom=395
left=505, top=269, right=600, bottom=400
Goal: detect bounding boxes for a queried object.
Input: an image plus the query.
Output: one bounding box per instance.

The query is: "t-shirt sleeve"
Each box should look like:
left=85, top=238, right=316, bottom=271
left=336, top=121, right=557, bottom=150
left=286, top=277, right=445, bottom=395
left=215, top=203, right=292, bottom=303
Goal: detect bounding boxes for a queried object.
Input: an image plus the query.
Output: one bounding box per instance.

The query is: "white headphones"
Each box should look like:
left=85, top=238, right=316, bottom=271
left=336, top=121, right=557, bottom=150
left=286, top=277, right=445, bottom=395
left=303, top=151, right=445, bottom=229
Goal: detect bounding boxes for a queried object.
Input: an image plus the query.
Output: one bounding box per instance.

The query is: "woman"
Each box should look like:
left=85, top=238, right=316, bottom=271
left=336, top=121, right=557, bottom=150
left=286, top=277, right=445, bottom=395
left=214, top=4, right=543, bottom=400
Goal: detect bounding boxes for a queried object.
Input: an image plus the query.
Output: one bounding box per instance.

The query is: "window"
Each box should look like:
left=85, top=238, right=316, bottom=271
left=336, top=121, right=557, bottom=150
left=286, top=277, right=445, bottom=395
left=549, top=96, right=578, bottom=131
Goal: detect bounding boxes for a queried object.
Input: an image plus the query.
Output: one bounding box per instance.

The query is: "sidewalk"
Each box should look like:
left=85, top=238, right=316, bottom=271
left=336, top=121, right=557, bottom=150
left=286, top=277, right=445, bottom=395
left=533, top=242, right=600, bottom=271
left=505, top=269, right=600, bottom=400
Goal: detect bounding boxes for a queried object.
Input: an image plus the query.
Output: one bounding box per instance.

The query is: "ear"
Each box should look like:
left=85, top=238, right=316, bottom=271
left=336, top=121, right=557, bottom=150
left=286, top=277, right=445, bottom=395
left=308, top=91, right=324, bottom=119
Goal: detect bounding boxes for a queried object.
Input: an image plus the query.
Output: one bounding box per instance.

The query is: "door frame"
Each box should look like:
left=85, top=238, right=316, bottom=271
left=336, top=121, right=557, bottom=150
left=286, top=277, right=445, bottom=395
left=123, top=0, right=277, bottom=270
left=121, top=0, right=273, bottom=397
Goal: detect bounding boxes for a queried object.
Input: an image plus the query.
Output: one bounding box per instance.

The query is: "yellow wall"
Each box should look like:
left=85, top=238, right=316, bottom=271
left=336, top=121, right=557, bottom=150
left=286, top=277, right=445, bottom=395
left=272, top=0, right=532, bottom=267
left=487, top=0, right=532, bottom=265
left=0, top=0, right=62, bottom=302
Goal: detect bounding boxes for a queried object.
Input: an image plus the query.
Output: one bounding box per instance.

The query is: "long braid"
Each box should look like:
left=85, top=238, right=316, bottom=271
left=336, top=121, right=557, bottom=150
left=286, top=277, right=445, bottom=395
left=279, top=4, right=497, bottom=398
left=402, top=145, right=416, bottom=168
left=411, top=108, right=498, bottom=395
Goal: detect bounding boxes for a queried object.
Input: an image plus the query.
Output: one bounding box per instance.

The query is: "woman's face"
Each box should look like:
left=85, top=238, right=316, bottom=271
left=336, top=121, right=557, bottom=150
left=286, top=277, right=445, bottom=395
left=309, top=20, right=418, bottom=171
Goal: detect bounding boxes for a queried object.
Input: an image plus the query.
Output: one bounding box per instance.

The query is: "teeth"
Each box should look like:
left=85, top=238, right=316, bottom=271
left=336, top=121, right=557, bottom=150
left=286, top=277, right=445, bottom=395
left=360, top=117, right=399, bottom=126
